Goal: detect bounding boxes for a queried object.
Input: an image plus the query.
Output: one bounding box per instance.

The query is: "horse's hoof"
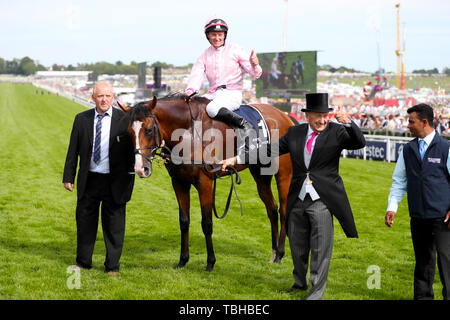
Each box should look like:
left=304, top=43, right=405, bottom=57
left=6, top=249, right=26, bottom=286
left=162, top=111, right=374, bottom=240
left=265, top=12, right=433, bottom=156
left=175, top=261, right=187, bottom=269
left=175, top=256, right=189, bottom=269
left=270, top=250, right=277, bottom=263
left=205, top=264, right=214, bottom=272
left=273, top=257, right=282, bottom=264
left=270, top=249, right=283, bottom=264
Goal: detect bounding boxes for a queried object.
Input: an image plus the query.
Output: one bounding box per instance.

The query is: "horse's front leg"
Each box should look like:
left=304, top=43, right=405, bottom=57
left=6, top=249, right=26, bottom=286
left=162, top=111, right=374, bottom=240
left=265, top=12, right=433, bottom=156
left=172, top=178, right=191, bottom=269
left=196, top=176, right=216, bottom=272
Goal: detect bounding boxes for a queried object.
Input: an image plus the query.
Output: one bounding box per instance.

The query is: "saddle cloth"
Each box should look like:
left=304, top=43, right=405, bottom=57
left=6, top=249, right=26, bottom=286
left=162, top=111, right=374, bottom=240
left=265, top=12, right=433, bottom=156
left=234, top=105, right=271, bottom=147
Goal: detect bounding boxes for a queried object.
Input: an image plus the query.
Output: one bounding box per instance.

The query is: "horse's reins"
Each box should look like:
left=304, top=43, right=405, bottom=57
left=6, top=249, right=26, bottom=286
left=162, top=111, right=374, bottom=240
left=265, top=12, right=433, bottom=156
left=212, top=165, right=243, bottom=219
left=134, top=95, right=243, bottom=219
left=186, top=91, right=203, bottom=142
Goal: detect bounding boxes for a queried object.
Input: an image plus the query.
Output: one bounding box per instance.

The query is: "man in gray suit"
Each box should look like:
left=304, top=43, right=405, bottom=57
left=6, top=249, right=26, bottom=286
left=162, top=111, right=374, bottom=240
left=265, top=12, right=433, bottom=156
left=221, top=93, right=366, bottom=299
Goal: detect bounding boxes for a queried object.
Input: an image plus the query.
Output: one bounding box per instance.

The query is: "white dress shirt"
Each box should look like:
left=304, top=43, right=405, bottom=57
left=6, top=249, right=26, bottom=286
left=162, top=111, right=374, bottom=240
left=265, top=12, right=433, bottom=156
left=299, top=125, right=321, bottom=201
left=89, top=107, right=112, bottom=174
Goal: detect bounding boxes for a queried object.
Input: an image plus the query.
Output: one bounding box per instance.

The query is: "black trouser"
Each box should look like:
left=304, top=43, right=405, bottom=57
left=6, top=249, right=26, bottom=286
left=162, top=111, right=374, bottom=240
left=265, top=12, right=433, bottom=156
left=410, top=217, right=450, bottom=300
left=76, top=172, right=126, bottom=272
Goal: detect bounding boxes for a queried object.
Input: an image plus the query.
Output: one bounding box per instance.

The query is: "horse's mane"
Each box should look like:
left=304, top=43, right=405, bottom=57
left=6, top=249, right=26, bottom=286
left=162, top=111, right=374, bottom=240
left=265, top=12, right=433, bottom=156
left=123, top=101, right=150, bottom=122
left=158, top=92, right=210, bottom=104
left=123, top=92, right=209, bottom=122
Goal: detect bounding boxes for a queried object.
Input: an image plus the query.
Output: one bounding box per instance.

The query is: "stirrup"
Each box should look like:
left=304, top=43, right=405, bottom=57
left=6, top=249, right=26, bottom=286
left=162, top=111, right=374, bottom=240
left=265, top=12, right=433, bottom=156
left=235, top=122, right=258, bottom=164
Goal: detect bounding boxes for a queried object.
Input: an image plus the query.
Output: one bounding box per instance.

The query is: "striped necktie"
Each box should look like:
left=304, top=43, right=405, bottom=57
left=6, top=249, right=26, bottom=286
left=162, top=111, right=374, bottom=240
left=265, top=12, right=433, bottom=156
left=93, top=114, right=106, bottom=164
left=418, top=139, right=426, bottom=160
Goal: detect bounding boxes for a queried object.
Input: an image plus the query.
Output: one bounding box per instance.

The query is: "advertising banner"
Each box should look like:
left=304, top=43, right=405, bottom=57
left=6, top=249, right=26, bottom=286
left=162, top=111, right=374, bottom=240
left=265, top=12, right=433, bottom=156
left=346, top=141, right=388, bottom=161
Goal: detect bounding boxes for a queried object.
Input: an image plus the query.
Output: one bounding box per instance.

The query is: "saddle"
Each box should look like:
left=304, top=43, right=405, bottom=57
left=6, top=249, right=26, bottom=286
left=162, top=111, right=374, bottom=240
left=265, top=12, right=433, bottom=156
left=233, top=104, right=271, bottom=149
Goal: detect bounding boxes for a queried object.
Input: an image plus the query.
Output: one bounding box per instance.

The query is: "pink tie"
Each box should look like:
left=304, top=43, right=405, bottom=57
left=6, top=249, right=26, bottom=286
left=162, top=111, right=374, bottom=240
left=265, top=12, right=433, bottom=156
left=307, top=132, right=318, bottom=154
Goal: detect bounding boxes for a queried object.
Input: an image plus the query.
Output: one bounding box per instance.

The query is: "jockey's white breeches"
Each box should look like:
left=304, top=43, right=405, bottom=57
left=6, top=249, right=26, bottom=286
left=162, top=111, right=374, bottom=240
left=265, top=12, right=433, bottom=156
left=203, top=88, right=242, bottom=118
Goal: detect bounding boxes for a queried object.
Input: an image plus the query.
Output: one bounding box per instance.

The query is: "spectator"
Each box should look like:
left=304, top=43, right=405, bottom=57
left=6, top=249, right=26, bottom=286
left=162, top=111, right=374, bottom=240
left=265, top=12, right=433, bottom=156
left=385, top=103, right=450, bottom=300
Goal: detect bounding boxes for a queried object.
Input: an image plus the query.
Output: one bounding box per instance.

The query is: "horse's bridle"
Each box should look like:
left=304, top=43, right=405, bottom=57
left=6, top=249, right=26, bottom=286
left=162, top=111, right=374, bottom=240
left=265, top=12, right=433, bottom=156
left=134, top=111, right=167, bottom=163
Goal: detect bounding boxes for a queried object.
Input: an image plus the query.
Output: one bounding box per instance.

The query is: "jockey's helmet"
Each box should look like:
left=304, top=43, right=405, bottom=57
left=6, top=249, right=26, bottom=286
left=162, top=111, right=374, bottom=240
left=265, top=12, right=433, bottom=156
left=204, top=18, right=228, bottom=39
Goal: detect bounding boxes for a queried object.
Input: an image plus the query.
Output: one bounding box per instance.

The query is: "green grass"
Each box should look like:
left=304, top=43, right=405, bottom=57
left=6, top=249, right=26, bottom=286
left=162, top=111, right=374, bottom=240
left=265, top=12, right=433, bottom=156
left=0, top=83, right=444, bottom=300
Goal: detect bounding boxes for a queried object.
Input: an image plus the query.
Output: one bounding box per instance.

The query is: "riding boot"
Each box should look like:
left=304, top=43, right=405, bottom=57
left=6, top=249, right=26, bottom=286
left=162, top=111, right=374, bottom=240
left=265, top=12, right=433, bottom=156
left=213, top=108, right=255, bottom=161
left=214, top=107, right=248, bottom=129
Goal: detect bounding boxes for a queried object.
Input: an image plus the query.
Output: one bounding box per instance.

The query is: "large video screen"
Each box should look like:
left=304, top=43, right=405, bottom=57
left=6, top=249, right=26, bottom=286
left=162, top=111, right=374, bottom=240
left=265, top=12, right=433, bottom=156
left=255, top=51, right=317, bottom=98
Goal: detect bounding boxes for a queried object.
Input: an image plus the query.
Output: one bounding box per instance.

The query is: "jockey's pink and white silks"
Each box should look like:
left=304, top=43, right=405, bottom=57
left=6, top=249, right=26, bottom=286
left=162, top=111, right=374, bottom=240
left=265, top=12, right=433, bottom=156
left=186, top=43, right=262, bottom=118
left=186, top=43, right=262, bottom=95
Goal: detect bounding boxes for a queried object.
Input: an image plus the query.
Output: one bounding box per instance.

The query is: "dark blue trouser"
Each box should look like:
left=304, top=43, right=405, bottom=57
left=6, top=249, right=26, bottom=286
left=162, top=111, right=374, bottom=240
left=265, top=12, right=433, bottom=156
left=410, top=217, right=450, bottom=300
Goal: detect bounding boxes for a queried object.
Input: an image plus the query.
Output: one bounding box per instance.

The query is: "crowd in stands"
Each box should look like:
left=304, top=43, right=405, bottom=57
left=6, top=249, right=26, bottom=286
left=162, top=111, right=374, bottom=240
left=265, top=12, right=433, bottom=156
left=346, top=104, right=449, bottom=136
left=291, top=103, right=450, bottom=137
left=30, top=74, right=450, bottom=138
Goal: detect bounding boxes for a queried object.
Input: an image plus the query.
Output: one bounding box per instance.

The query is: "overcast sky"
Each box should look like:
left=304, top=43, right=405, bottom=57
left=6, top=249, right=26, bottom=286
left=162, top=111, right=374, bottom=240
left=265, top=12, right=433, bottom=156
left=1, top=0, right=449, bottom=72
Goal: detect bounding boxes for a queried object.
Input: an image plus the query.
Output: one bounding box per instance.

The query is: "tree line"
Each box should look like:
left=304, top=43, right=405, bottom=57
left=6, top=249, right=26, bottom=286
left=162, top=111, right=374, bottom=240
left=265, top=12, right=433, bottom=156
left=319, top=64, right=450, bottom=76
left=413, top=67, right=450, bottom=75
left=0, top=56, right=194, bottom=76
left=1, top=56, right=448, bottom=76
left=0, top=57, right=47, bottom=75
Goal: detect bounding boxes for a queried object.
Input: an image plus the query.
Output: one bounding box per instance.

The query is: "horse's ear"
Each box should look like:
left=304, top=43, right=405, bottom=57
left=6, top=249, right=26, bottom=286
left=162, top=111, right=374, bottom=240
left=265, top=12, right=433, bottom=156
left=148, top=96, right=157, bottom=110
left=117, top=101, right=131, bottom=112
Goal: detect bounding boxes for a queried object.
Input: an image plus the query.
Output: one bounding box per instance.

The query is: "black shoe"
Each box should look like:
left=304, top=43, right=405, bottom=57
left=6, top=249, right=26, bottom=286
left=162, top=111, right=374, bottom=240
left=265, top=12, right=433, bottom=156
left=287, top=284, right=308, bottom=293
left=235, top=121, right=253, bottom=139
left=75, top=261, right=92, bottom=270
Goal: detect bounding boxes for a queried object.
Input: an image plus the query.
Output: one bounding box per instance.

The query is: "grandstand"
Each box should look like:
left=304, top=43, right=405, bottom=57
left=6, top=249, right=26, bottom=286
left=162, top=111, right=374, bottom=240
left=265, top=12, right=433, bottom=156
left=28, top=67, right=449, bottom=141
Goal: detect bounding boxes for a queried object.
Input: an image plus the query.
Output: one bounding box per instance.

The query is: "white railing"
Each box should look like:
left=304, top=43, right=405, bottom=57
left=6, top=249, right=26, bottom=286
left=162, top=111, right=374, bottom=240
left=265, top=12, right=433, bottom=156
left=32, top=81, right=95, bottom=109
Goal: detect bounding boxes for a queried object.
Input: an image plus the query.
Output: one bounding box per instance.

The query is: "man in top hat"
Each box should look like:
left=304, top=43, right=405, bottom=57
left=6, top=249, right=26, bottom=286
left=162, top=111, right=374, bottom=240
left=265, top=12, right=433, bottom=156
left=221, top=93, right=366, bottom=299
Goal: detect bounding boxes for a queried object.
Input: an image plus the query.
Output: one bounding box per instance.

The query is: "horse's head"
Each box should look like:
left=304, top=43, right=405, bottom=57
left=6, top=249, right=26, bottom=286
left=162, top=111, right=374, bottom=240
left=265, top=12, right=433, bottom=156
left=119, top=97, right=162, bottom=178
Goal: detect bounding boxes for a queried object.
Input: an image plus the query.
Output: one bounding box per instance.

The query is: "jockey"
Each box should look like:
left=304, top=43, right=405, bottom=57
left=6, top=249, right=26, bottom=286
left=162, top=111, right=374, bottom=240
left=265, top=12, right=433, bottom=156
left=185, top=17, right=262, bottom=144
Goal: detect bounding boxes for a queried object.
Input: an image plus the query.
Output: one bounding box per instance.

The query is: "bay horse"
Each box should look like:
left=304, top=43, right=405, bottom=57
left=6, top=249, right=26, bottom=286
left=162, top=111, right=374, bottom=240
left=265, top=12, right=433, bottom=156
left=119, top=94, right=294, bottom=272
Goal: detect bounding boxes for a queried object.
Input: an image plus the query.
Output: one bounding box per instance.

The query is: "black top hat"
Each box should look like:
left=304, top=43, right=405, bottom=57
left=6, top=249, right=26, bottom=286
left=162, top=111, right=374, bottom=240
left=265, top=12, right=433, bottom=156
left=301, top=93, right=332, bottom=113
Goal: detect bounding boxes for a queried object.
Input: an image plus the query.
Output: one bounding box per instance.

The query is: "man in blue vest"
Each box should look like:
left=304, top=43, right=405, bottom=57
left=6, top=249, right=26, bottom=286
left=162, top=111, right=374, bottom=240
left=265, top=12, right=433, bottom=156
left=386, top=103, right=450, bottom=300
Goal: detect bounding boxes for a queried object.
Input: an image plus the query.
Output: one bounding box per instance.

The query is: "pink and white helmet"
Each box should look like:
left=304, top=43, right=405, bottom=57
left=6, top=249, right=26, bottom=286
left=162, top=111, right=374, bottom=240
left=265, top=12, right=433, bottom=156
left=204, top=17, right=228, bottom=35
